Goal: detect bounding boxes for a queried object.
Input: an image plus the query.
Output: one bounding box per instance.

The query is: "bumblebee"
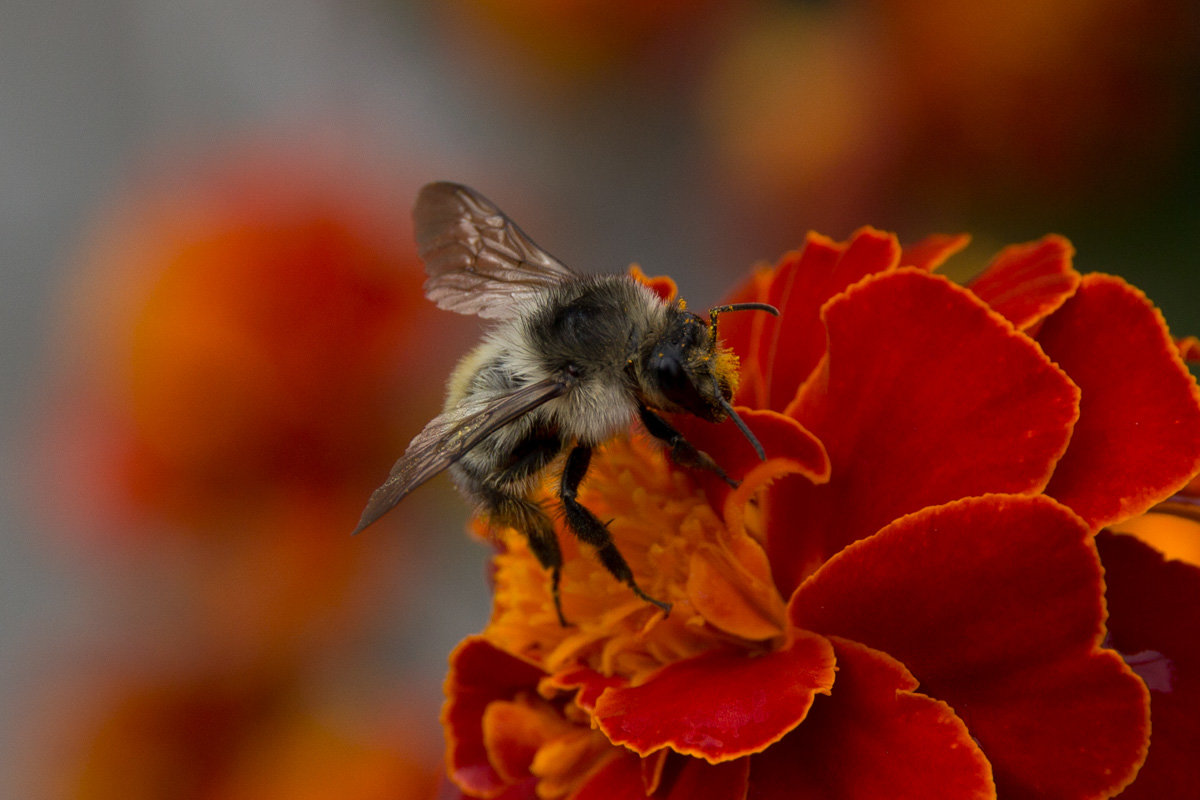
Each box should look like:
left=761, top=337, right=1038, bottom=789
left=355, top=182, right=777, bottom=624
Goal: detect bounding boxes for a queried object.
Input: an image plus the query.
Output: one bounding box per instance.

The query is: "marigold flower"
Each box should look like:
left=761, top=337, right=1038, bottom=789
left=441, top=229, right=1200, bottom=798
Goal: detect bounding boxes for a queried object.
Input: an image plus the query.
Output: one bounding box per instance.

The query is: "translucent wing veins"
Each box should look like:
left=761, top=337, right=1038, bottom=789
left=415, top=182, right=577, bottom=319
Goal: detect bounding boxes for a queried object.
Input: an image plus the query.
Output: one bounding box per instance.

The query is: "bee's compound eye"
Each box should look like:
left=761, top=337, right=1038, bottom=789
left=651, top=352, right=686, bottom=393
left=650, top=347, right=711, bottom=416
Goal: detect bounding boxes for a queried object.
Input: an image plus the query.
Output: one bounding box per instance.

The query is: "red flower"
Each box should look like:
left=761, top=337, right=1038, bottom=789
left=441, top=230, right=1200, bottom=798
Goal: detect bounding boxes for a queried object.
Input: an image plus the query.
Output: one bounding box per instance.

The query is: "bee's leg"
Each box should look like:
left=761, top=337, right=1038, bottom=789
left=637, top=405, right=738, bottom=489
left=483, top=489, right=569, bottom=627
left=559, top=445, right=672, bottom=616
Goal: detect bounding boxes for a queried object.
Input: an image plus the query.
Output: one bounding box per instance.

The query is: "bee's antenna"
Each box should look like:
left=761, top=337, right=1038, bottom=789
left=719, top=396, right=766, bottom=461
left=709, top=302, right=780, bottom=336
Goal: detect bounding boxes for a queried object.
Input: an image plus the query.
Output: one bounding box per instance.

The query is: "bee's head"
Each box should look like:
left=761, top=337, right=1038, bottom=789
left=638, top=301, right=779, bottom=457
left=642, top=309, right=735, bottom=421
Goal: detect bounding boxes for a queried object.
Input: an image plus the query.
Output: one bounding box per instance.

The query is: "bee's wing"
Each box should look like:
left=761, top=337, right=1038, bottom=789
left=415, top=182, right=577, bottom=319
left=352, top=376, right=569, bottom=534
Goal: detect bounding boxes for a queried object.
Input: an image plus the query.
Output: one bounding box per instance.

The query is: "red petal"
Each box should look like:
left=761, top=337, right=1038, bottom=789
left=1040, top=274, right=1200, bottom=529
left=753, top=229, right=902, bottom=412
left=592, top=631, right=835, bottom=763
left=481, top=700, right=566, bottom=783
left=1178, top=335, right=1200, bottom=363
left=790, top=494, right=1150, bottom=800
left=900, top=232, right=971, bottom=272
left=669, top=407, right=829, bottom=520
left=662, top=756, right=751, bottom=800
left=1097, top=530, right=1200, bottom=798
left=747, top=638, right=994, bottom=800
left=628, top=264, right=676, bottom=302
left=570, top=754, right=651, bottom=800
left=435, top=775, right=538, bottom=800
left=967, top=235, right=1081, bottom=330
left=540, top=666, right=625, bottom=712
left=721, top=267, right=775, bottom=409
left=641, top=749, right=669, bottom=795
left=773, top=269, right=1079, bottom=593
left=443, top=636, right=547, bottom=796
left=960, top=653, right=1148, bottom=800
left=572, top=753, right=750, bottom=800
left=1099, top=531, right=1200, bottom=665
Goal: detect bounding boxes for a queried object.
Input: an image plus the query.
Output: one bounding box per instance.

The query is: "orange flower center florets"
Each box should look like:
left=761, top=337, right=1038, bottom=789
left=485, top=433, right=789, bottom=685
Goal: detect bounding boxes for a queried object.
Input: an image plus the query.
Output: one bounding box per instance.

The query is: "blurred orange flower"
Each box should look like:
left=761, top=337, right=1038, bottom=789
left=42, top=136, right=452, bottom=542
left=437, top=0, right=738, bottom=86
left=700, top=0, right=1200, bottom=238
left=37, top=661, right=438, bottom=800
left=441, top=232, right=1200, bottom=798
left=879, top=0, right=1200, bottom=196
left=27, top=136, right=461, bottom=800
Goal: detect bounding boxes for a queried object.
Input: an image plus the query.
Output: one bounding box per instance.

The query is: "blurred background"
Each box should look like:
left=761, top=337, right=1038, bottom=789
left=3, top=1, right=1198, bottom=796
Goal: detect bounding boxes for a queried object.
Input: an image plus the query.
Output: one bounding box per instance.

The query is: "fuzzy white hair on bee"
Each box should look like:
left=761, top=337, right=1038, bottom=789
left=355, top=182, right=779, bottom=625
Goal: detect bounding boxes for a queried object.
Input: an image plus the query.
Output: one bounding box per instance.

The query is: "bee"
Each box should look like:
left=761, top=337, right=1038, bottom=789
left=354, top=182, right=778, bottom=625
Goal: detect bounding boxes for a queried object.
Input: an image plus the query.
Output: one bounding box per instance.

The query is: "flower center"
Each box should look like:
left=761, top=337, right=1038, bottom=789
left=485, top=433, right=789, bottom=685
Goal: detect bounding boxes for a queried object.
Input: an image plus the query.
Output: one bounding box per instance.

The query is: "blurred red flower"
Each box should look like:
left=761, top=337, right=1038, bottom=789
left=440, top=231, right=1200, bottom=798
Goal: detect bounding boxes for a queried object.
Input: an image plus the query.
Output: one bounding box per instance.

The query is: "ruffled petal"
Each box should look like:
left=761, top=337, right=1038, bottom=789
left=570, top=754, right=650, bottom=800
left=1040, top=274, right=1200, bottom=528
left=540, top=666, right=625, bottom=712
left=1178, top=335, right=1200, bottom=362
left=629, top=265, right=677, bottom=303
left=790, top=494, right=1149, bottom=800
left=658, top=755, right=751, bottom=800
left=959, top=653, right=1148, bottom=800
left=481, top=698, right=578, bottom=784
left=899, top=232, right=971, bottom=272
left=773, top=269, right=1079, bottom=592
left=592, top=631, right=835, bottom=763
left=967, top=235, right=1080, bottom=330
left=747, top=638, right=994, bottom=800
left=685, top=529, right=789, bottom=642
left=750, top=229, right=902, bottom=411
left=443, top=637, right=547, bottom=796
left=668, top=407, right=829, bottom=523
left=436, top=776, right=538, bottom=800
left=572, top=753, right=750, bottom=800
left=1097, top=530, right=1200, bottom=798
left=720, top=267, right=775, bottom=408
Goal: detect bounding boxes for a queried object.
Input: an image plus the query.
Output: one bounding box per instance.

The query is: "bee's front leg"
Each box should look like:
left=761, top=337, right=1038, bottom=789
left=559, top=445, right=671, bottom=617
left=637, top=405, right=738, bottom=489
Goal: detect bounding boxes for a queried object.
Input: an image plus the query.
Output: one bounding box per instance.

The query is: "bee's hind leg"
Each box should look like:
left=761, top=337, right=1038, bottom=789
left=559, top=445, right=672, bottom=617
left=637, top=405, right=737, bottom=489
left=483, top=489, right=569, bottom=627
